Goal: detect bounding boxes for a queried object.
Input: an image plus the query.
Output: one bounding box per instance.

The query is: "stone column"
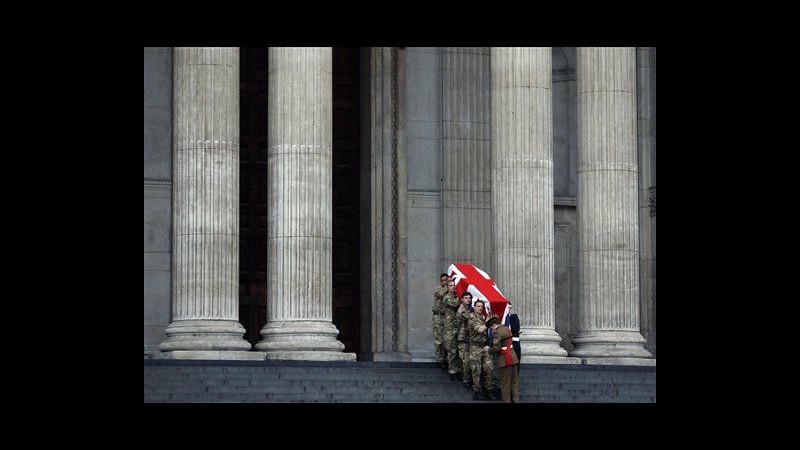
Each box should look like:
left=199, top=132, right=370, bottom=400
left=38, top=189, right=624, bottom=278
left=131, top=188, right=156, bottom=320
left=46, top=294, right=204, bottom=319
left=571, top=47, right=652, bottom=362
left=443, top=47, right=493, bottom=273
left=159, top=47, right=259, bottom=360
left=491, top=47, right=569, bottom=361
left=255, top=47, right=355, bottom=361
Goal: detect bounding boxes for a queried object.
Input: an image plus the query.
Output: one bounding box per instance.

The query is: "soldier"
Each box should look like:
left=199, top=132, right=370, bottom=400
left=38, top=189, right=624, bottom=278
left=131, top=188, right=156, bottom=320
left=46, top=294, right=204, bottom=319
left=467, top=300, right=492, bottom=400
left=456, top=291, right=473, bottom=388
left=486, top=316, right=520, bottom=403
left=432, top=273, right=449, bottom=369
left=483, top=315, right=501, bottom=400
left=442, top=279, right=461, bottom=380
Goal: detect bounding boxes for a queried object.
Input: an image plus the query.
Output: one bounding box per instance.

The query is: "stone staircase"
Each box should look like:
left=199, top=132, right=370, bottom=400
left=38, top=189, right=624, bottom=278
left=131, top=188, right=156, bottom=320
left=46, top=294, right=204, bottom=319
left=144, top=360, right=655, bottom=403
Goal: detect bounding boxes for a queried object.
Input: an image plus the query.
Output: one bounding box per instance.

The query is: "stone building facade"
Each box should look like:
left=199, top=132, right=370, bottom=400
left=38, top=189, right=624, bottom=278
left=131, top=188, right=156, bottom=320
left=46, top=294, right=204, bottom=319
left=144, top=47, right=656, bottom=364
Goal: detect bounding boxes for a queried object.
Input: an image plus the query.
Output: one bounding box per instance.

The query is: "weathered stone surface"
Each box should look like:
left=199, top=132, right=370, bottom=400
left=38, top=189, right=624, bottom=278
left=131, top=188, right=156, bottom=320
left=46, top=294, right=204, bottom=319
left=571, top=48, right=651, bottom=359
left=144, top=47, right=173, bottom=357
left=159, top=47, right=253, bottom=359
left=491, top=47, right=567, bottom=357
left=255, top=47, right=354, bottom=361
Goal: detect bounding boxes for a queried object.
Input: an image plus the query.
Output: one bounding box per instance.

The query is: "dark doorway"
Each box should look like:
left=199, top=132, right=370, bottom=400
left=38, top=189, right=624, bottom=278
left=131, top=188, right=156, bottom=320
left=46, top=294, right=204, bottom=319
left=239, top=47, right=269, bottom=347
left=332, top=47, right=361, bottom=356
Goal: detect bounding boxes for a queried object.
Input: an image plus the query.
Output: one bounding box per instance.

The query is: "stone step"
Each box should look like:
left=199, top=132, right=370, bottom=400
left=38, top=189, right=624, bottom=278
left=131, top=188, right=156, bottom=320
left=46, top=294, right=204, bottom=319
left=144, top=360, right=655, bottom=403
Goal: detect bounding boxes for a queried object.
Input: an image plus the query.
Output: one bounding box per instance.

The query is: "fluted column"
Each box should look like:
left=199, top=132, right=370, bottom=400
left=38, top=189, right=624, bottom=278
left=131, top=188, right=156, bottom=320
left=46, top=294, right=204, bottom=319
left=491, top=47, right=568, bottom=360
left=159, top=47, right=258, bottom=360
left=255, top=48, right=355, bottom=360
left=443, top=47, right=493, bottom=272
left=571, top=47, right=652, bottom=361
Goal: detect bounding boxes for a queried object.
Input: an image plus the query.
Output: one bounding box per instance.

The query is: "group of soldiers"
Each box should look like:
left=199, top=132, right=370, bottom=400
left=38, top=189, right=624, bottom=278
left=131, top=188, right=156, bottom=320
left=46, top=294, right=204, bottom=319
left=433, top=272, right=511, bottom=401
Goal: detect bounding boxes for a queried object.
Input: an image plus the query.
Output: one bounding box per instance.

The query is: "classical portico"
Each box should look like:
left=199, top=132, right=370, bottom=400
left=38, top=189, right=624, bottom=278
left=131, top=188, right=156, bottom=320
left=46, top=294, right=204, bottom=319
left=145, top=47, right=656, bottom=364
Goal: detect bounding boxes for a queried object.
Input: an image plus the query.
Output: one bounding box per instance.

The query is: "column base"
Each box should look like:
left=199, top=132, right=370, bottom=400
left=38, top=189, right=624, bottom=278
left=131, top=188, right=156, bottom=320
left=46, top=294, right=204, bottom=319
left=158, top=319, right=252, bottom=354
left=255, top=320, right=355, bottom=361
left=580, top=357, right=656, bottom=366
left=158, top=350, right=265, bottom=360
left=569, top=330, right=653, bottom=359
left=263, top=351, right=356, bottom=361
left=520, top=356, right=583, bottom=364
left=518, top=327, right=569, bottom=357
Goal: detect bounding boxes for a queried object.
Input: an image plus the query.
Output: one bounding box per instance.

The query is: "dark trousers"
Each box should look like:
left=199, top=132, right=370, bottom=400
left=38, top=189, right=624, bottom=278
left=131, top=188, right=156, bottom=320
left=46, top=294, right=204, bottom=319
left=497, top=364, right=520, bottom=403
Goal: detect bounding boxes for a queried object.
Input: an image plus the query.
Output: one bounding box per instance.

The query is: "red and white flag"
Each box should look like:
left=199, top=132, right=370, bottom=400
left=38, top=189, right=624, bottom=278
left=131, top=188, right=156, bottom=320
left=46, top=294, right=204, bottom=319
left=447, top=263, right=509, bottom=325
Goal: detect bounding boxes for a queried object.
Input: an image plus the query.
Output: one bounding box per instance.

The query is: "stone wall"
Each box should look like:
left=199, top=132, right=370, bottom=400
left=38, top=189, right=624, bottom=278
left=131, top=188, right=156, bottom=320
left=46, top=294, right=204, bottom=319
left=144, top=47, right=172, bottom=356
left=405, top=48, right=444, bottom=360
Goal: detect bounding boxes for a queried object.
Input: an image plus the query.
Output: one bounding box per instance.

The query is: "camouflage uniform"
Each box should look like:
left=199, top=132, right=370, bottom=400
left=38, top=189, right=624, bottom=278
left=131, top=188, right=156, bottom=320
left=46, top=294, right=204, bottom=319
left=467, top=312, right=495, bottom=394
left=432, top=285, right=448, bottom=365
left=442, top=290, right=461, bottom=375
left=456, top=301, right=472, bottom=384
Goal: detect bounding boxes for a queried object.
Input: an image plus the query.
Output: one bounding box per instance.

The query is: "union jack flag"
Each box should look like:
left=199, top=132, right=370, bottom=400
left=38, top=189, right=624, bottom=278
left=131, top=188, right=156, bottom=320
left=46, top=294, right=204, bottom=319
left=447, top=263, right=510, bottom=326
